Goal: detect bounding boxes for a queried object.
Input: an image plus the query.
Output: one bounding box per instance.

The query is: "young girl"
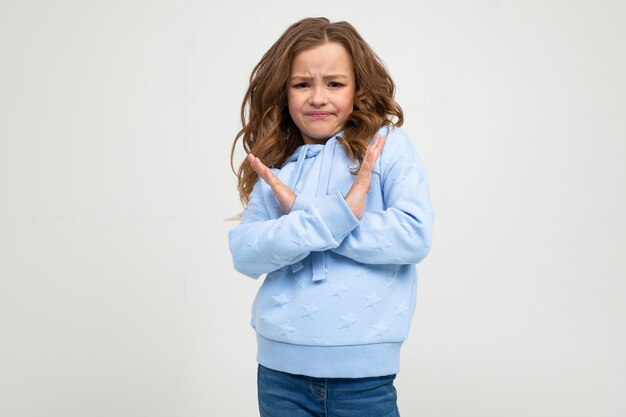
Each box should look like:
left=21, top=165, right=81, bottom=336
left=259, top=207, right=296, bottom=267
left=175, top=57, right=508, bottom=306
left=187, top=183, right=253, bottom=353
left=229, top=17, right=434, bottom=417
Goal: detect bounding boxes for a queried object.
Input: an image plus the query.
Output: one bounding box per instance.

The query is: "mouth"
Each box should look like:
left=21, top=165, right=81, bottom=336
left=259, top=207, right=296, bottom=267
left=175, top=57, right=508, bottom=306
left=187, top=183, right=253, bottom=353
left=305, top=112, right=334, bottom=119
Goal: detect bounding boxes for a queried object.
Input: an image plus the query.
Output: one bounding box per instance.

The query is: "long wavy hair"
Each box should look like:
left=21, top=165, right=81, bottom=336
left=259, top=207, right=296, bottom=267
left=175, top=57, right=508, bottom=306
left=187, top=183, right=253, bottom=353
left=231, top=17, right=403, bottom=207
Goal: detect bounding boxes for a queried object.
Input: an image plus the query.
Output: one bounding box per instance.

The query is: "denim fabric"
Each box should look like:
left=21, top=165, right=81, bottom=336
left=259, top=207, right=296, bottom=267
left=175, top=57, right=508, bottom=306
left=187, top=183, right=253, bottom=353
left=257, top=364, right=400, bottom=417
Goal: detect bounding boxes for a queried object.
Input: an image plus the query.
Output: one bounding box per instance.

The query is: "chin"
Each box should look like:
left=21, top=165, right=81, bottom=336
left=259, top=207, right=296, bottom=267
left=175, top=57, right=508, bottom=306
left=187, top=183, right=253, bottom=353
left=308, top=129, right=337, bottom=139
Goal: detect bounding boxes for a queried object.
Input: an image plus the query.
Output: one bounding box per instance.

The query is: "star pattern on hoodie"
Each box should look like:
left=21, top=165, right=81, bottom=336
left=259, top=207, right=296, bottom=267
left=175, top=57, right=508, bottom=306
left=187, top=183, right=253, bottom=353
left=290, top=235, right=313, bottom=251
left=372, top=229, right=393, bottom=253
left=328, top=281, right=348, bottom=299
left=388, top=162, right=412, bottom=189
left=271, top=292, right=291, bottom=309
left=248, top=234, right=260, bottom=253
left=297, top=276, right=308, bottom=290
left=274, top=252, right=295, bottom=264
left=386, top=266, right=401, bottom=289
left=274, top=220, right=287, bottom=232
left=386, top=276, right=399, bottom=290
left=393, top=302, right=410, bottom=318
left=393, top=254, right=406, bottom=264
left=352, top=271, right=368, bottom=282
left=301, top=303, right=322, bottom=319
left=338, top=311, right=359, bottom=331
left=363, top=292, right=382, bottom=309
left=370, top=320, right=390, bottom=338
left=277, top=321, right=297, bottom=338
left=311, top=333, right=333, bottom=345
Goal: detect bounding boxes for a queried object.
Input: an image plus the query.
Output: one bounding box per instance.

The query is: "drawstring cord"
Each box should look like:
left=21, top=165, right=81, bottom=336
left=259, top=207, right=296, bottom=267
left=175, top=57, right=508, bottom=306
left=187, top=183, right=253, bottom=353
left=311, top=139, right=338, bottom=282
left=285, top=138, right=339, bottom=281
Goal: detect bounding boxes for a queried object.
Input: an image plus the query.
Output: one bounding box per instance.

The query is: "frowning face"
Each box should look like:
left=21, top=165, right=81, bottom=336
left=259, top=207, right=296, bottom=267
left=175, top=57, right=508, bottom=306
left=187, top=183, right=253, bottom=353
left=288, top=42, right=355, bottom=145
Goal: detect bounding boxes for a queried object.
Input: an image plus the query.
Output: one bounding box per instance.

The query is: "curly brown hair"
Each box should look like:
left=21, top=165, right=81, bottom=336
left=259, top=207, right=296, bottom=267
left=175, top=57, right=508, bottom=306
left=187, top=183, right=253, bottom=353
left=231, top=17, right=403, bottom=207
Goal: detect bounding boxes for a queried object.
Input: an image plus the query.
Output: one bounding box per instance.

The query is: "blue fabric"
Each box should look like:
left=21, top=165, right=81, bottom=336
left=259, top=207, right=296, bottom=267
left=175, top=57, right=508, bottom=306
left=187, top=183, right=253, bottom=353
left=257, top=364, right=400, bottom=417
left=229, top=126, right=435, bottom=378
left=256, top=334, right=401, bottom=378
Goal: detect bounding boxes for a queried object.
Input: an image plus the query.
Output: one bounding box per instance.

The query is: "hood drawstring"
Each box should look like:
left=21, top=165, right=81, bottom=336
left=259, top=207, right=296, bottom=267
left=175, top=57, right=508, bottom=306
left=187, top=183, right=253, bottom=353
left=289, top=145, right=309, bottom=274
left=285, top=138, right=339, bottom=281
left=311, top=139, right=338, bottom=282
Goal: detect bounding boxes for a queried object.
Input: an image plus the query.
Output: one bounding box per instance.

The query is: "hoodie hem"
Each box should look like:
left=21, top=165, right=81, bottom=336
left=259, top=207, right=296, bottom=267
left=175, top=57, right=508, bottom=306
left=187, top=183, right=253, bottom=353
left=256, top=334, right=401, bottom=378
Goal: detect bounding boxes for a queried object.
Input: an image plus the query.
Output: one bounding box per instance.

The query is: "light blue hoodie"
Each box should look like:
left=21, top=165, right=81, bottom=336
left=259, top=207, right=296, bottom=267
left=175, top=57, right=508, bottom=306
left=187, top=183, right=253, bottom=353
left=228, top=126, right=435, bottom=378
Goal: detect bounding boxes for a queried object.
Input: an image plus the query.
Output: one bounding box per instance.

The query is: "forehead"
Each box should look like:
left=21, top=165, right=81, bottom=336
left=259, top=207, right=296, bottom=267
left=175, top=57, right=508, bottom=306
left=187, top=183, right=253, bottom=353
left=290, top=42, right=353, bottom=75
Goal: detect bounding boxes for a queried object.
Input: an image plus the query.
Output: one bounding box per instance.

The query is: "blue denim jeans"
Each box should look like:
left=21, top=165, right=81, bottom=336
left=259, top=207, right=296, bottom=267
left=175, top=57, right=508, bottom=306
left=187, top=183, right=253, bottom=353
left=257, top=364, right=400, bottom=417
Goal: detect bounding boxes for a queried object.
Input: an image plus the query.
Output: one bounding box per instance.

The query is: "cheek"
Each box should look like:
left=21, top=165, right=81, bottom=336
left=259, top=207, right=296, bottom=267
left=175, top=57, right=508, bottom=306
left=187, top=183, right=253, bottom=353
left=340, top=86, right=355, bottom=111
left=287, top=105, right=298, bottom=125
left=340, top=94, right=355, bottom=114
left=286, top=99, right=296, bottom=121
left=287, top=93, right=301, bottom=118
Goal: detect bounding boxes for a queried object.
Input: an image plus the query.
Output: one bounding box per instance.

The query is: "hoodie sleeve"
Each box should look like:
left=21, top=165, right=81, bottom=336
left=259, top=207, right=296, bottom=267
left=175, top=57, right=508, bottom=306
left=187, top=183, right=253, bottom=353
left=228, top=180, right=360, bottom=279
left=331, top=128, right=435, bottom=265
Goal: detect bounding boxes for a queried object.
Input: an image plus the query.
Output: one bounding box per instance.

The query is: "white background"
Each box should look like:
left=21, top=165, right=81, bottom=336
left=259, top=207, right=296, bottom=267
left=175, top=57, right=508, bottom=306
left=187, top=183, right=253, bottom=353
left=1, top=1, right=625, bottom=416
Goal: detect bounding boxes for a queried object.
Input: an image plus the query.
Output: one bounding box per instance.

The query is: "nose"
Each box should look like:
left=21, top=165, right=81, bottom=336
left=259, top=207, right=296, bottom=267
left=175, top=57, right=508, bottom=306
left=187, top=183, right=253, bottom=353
left=309, top=86, right=327, bottom=106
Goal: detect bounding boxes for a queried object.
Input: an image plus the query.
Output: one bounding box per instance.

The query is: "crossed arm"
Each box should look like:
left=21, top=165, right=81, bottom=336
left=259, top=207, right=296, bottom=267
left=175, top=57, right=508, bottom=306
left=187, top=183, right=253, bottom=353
left=247, top=135, right=385, bottom=219
left=230, top=132, right=433, bottom=278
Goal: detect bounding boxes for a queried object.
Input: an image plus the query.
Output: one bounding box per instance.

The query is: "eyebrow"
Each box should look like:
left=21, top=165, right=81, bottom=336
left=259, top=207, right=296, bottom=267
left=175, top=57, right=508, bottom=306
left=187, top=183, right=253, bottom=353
left=290, top=74, right=350, bottom=81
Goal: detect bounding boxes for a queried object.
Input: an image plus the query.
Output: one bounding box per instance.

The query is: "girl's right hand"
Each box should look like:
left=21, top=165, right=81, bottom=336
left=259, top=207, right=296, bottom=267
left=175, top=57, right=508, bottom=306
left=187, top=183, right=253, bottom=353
left=247, top=153, right=296, bottom=214
left=344, top=135, right=386, bottom=219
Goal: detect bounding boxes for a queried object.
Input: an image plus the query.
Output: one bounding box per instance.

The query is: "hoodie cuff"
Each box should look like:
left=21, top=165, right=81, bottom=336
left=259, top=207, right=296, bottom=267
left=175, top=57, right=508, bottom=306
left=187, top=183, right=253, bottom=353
left=292, top=194, right=312, bottom=212
left=313, top=190, right=360, bottom=242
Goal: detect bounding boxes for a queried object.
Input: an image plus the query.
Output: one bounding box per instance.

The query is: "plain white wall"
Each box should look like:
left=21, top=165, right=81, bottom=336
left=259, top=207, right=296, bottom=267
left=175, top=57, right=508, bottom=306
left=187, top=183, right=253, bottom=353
left=1, top=0, right=625, bottom=416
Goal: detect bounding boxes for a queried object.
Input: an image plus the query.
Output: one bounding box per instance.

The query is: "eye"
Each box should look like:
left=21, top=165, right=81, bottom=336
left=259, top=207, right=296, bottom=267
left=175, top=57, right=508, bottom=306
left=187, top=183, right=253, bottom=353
left=328, top=81, right=343, bottom=88
left=293, top=82, right=309, bottom=89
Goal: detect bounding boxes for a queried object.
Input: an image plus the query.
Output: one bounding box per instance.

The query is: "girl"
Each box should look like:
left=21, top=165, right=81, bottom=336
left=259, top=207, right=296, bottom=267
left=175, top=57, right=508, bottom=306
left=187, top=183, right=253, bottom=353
left=229, top=17, right=434, bottom=417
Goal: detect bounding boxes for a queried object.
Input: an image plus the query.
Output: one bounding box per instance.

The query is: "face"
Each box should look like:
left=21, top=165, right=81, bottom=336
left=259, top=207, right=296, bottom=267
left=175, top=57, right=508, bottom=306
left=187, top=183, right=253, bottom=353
left=288, top=42, right=355, bottom=145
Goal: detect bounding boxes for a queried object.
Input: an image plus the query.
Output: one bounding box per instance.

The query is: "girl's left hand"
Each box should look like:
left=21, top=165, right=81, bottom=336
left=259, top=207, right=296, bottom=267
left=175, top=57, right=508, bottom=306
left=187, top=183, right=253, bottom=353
left=247, top=153, right=296, bottom=214
left=344, top=134, right=386, bottom=219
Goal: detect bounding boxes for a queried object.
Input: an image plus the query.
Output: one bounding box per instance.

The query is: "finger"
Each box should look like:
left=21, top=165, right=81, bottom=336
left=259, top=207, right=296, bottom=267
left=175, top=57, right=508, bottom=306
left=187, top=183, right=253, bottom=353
left=249, top=155, right=293, bottom=201
left=368, top=135, right=385, bottom=167
left=256, top=161, right=274, bottom=185
left=247, top=153, right=265, bottom=176
left=359, top=135, right=383, bottom=173
left=247, top=154, right=296, bottom=213
left=370, top=134, right=385, bottom=161
left=248, top=154, right=276, bottom=185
